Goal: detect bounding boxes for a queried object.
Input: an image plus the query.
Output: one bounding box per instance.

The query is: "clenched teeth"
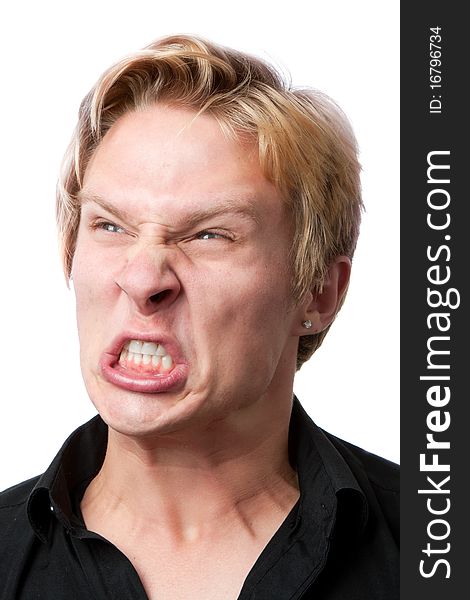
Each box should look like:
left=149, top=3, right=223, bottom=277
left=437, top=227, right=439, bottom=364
left=127, top=340, right=167, bottom=356
left=119, top=340, right=174, bottom=373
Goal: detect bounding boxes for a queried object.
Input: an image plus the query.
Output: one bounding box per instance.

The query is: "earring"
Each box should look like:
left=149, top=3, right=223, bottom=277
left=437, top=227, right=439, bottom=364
left=302, top=319, right=312, bottom=329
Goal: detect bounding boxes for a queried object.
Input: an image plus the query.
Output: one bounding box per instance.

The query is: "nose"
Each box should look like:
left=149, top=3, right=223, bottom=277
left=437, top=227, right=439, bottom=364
left=115, top=244, right=181, bottom=316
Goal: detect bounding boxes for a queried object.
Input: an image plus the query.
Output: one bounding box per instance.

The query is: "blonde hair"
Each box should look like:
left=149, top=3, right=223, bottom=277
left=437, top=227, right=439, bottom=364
left=57, top=34, right=363, bottom=369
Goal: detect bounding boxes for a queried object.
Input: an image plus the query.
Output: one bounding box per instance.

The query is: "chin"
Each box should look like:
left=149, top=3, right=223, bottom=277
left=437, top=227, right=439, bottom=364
left=86, top=376, right=210, bottom=438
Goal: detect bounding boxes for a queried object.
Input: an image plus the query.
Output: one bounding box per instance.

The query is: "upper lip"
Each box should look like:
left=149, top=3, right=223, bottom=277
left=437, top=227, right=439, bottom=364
left=104, top=330, right=186, bottom=362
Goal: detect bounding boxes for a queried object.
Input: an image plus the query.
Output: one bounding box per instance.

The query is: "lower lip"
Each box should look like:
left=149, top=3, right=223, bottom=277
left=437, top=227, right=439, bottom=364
left=100, top=354, right=189, bottom=394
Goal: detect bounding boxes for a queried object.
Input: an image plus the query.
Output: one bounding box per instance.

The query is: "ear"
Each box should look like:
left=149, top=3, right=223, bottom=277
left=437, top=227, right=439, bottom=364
left=293, top=256, right=351, bottom=336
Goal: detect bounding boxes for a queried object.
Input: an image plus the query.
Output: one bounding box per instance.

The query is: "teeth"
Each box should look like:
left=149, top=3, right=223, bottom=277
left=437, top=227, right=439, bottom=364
left=129, top=340, right=143, bottom=353
left=161, top=355, right=173, bottom=372
left=141, top=342, right=158, bottom=355
left=119, top=339, right=174, bottom=373
left=127, top=340, right=166, bottom=356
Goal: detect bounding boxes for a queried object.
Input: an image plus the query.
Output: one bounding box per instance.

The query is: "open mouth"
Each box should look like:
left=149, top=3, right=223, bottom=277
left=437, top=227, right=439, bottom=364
left=100, top=336, right=188, bottom=394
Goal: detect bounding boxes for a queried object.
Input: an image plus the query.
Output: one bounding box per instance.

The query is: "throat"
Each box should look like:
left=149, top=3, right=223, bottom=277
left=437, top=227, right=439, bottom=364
left=80, top=460, right=299, bottom=548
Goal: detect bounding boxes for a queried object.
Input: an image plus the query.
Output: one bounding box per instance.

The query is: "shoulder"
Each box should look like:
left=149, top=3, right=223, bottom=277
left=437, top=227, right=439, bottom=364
left=0, top=475, right=39, bottom=510
left=0, top=476, right=40, bottom=536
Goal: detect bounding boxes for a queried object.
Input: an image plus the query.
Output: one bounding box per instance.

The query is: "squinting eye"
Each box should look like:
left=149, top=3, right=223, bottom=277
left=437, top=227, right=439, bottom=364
left=196, top=231, right=227, bottom=241
left=94, top=221, right=125, bottom=234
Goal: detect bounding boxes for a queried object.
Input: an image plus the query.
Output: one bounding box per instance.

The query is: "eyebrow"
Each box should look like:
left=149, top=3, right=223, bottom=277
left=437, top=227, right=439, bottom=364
left=77, top=191, right=262, bottom=229
left=78, top=192, right=135, bottom=225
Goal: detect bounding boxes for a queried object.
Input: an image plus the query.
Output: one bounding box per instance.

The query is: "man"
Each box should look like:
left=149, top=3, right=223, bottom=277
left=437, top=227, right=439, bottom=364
left=0, top=35, right=398, bottom=599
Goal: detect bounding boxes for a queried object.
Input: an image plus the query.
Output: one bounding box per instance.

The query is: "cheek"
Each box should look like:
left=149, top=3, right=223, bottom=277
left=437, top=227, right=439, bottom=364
left=72, top=249, right=116, bottom=337
left=190, top=261, right=292, bottom=352
left=232, top=263, right=291, bottom=317
left=73, top=238, right=116, bottom=295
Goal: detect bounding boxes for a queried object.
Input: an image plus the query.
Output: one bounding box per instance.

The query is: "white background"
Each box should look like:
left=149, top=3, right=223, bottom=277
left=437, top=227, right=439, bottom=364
left=0, top=0, right=399, bottom=492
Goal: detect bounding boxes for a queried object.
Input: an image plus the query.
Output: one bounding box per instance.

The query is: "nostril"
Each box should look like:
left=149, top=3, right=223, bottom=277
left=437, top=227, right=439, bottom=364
left=149, top=290, right=172, bottom=305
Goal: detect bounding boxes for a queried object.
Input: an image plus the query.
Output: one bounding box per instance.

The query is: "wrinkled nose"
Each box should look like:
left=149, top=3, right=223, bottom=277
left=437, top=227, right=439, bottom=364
left=115, top=245, right=181, bottom=316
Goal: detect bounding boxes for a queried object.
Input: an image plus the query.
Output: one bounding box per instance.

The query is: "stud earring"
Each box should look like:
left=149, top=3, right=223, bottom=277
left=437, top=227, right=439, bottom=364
left=302, top=319, right=312, bottom=329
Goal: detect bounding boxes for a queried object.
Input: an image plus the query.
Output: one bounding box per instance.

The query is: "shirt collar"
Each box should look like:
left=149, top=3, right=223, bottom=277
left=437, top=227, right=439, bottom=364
left=289, top=397, right=368, bottom=537
left=27, top=398, right=368, bottom=543
left=239, top=399, right=369, bottom=598
left=27, top=416, right=107, bottom=542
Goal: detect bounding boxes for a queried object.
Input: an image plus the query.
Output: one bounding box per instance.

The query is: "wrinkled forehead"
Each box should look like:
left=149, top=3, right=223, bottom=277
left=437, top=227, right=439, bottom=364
left=78, top=105, right=289, bottom=229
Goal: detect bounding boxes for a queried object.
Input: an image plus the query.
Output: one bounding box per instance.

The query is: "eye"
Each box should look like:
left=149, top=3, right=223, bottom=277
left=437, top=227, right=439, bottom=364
left=196, top=230, right=230, bottom=241
left=92, top=220, right=126, bottom=234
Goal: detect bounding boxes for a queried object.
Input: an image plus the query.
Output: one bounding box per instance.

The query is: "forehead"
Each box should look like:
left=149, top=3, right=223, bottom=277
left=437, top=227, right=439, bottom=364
left=81, top=105, right=284, bottom=224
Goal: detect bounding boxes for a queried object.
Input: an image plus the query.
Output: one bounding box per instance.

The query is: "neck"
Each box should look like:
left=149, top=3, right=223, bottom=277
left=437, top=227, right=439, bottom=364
left=81, top=392, right=298, bottom=542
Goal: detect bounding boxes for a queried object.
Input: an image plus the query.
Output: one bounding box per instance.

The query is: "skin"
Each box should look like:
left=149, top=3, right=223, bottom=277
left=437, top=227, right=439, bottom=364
left=73, top=104, right=350, bottom=599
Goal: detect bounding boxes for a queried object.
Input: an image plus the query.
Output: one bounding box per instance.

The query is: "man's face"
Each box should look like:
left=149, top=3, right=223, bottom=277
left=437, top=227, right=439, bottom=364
left=72, top=105, right=305, bottom=437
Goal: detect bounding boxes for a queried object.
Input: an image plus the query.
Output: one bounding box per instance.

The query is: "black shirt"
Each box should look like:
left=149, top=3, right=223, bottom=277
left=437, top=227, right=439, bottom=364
left=0, top=399, right=399, bottom=599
